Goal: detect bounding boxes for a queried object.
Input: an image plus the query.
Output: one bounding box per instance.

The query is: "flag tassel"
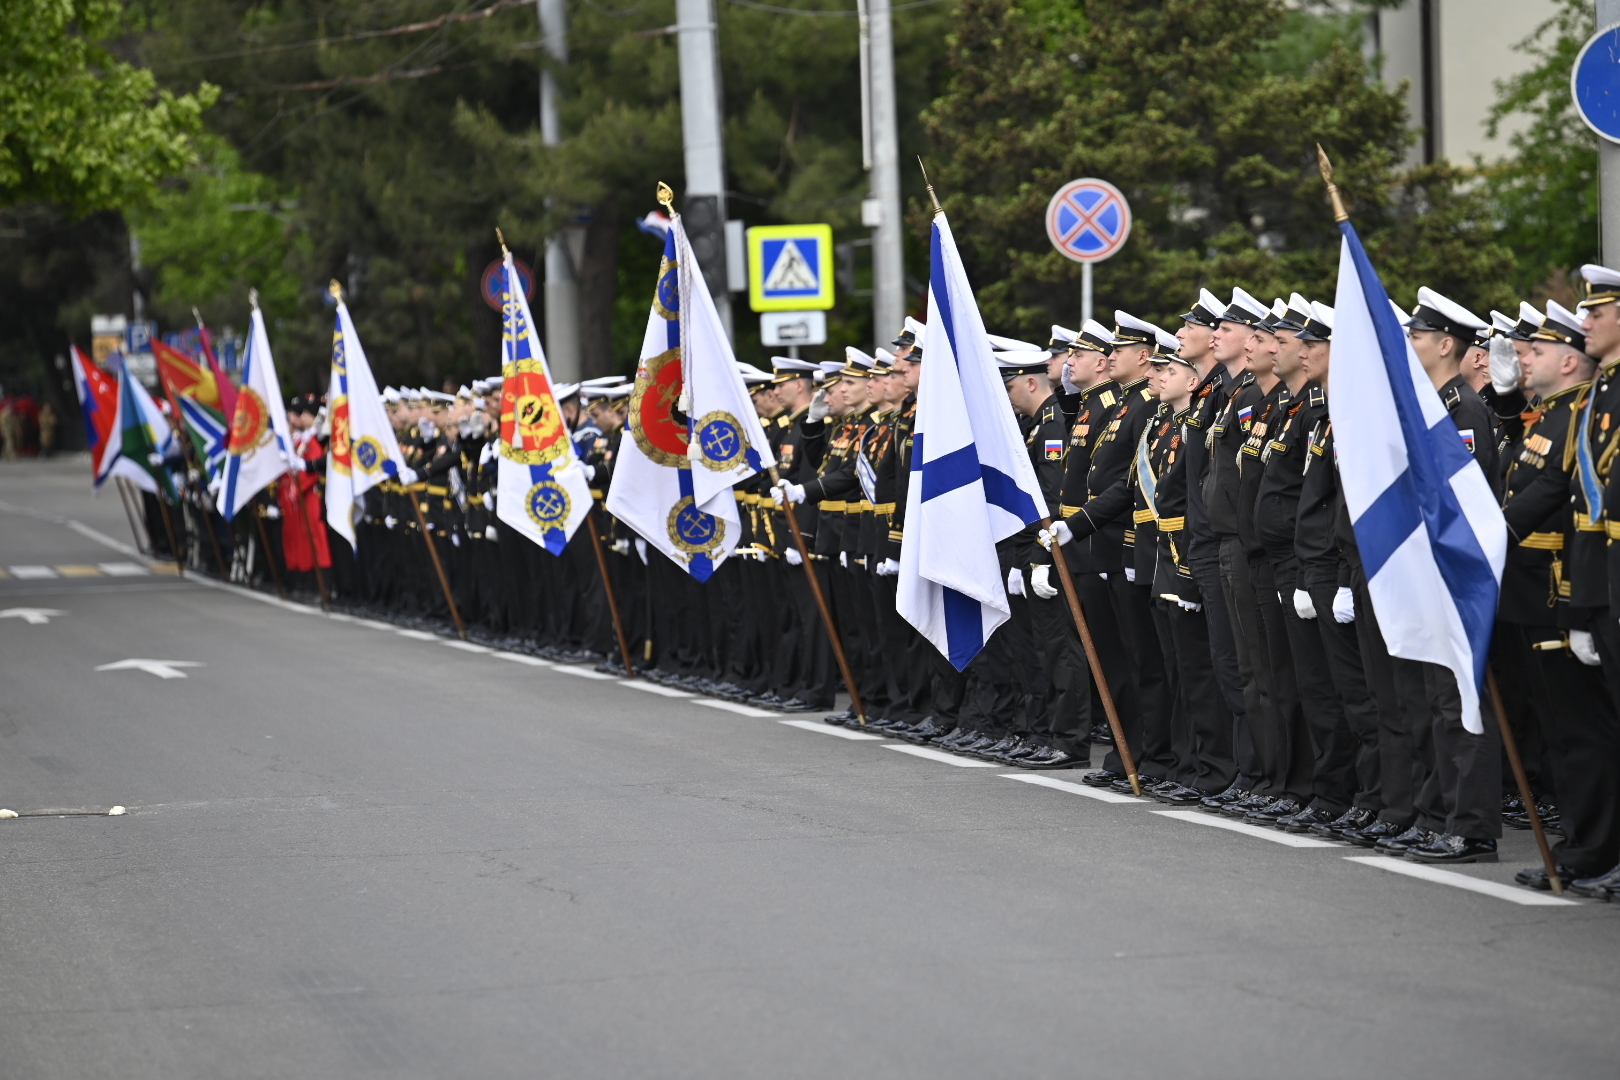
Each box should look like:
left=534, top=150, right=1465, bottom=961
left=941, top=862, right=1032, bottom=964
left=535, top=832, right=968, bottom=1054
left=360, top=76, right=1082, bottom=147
left=1045, top=520, right=1139, bottom=795
left=770, top=465, right=866, bottom=724
left=408, top=490, right=466, bottom=640
left=583, top=506, right=636, bottom=678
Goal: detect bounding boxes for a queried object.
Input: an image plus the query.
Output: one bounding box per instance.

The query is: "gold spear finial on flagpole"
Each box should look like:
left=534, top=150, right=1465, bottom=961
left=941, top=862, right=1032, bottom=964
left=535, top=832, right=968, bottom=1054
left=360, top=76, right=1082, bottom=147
left=496, top=227, right=509, bottom=255
left=1317, top=144, right=1348, bottom=223
left=328, top=279, right=343, bottom=303
left=656, top=182, right=675, bottom=216
left=918, top=157, right=942, bottom=216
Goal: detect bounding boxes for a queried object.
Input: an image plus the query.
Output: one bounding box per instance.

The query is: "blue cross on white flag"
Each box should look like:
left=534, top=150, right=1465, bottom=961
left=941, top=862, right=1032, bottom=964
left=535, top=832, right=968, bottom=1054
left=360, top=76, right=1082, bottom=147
left=897, top=210, right=1045, bottom=670
left=324, top=291, right=416, bottom=546
left=1330, top=221, right=1507, bottom=733
left=493, top=249, right=593, bottom=555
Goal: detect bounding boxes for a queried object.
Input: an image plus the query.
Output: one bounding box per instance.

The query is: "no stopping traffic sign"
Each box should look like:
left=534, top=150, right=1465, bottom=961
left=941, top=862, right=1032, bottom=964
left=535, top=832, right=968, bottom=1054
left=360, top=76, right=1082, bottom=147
left=1045, top=178, right=1132, bottom=264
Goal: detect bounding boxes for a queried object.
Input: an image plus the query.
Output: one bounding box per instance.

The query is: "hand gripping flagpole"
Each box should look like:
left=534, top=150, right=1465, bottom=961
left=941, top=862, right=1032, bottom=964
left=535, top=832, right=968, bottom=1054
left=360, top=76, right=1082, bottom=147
left=921, top=158, right=1138, bottom=789
left=769, top=464, right=866, bottom=724
left=1318, top=145, right=1558, bottom=893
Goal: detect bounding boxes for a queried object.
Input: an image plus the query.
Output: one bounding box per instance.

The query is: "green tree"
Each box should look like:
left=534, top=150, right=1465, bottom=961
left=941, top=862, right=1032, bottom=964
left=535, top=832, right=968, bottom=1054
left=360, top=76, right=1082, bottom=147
left=920, top=0, right=1515, bottom=336
left=1, top=0, right=216, bottom=214
left=1480, top=0, right=1596, bottom=299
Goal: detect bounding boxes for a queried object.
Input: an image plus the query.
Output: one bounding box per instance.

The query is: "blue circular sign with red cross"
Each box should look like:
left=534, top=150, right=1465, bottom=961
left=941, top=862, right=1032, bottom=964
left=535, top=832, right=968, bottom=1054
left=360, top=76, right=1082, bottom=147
left=1045, top=178, right=1132, bottom=264
left=1572, top=24, right=1620, bottom=143
left=480, top=257, right=536, bottom=312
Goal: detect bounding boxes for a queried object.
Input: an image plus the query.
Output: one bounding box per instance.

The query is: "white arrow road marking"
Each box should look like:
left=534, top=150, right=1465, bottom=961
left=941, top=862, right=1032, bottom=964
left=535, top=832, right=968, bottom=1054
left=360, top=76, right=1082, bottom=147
left=0, top=608, right=66, bottom=625
left=94, top=659, right=204, bottom=680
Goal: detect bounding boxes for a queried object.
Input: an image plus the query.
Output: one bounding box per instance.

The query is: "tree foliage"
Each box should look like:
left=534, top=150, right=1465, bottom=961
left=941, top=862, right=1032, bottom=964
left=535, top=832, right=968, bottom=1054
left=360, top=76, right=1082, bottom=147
left=0, top=0, right=217, bottom=214
left=920, top=0, right=1516, bottom=336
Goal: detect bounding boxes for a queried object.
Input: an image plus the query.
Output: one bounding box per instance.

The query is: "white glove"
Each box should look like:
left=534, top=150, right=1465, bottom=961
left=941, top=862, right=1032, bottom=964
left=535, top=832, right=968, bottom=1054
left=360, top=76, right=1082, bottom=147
left=1489, top=336, right=1521, bottom=395
left=1037, top=520, right=1074, bottom=549
left=1294, top=589, right=1317, bottom=620
left=774, top=482, right=806, bottom=505
left=611, top=538, right=630, bottom=554
left=582, top=463, right=596, bottom=481
left=876, top=557, right=899, bottom=577
left=808, top=391, right=830, bottom=423
left=785, top=547, right=803, bottom=566
left=1098, top=572, right=1108, bottom=580
left=1332, top=586, right=1355, bottom=623
left=839, top=551, right=848, bottom=568
left=382, top=514, right=396, bottom=528
left=266, top=506, right=282, bottom=519
left=485, top=525, right=499, bottom=541
left=1030, top=564, right=1058, bottom=599
left=634, top=538, right=648, bottom=565
left=1124, top=567, right=1136, bottom=583
left=1570, top=629, right=1602, bottom=666
left=1178, top=599, right=1202, bottom=612
left=1007, top=568, right=1025, bottom=597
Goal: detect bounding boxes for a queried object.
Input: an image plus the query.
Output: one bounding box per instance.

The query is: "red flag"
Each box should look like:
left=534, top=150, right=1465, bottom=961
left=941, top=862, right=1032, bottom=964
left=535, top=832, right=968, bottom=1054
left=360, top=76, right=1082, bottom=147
left=68, top=345, right=121, bottom=484
left=152, top=339, right=220, bottom=409
left=194, top=317, right=237, bottom=429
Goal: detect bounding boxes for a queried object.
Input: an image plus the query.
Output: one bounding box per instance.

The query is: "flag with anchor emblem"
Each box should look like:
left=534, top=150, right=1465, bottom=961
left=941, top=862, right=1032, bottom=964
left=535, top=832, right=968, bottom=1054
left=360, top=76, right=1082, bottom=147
left=606, top=215, right=750, bottom=581
left=323, top=288, right=416, bottom=545
left=493, top=249, right=593, bottom=555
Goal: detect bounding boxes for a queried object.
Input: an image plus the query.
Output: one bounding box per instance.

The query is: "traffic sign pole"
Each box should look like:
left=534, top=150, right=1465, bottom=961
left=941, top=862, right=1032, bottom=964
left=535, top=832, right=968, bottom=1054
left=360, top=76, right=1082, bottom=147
left=1045, top=178, right=1131, bottom=324
left=1082, top=263, right=1093, bottom=324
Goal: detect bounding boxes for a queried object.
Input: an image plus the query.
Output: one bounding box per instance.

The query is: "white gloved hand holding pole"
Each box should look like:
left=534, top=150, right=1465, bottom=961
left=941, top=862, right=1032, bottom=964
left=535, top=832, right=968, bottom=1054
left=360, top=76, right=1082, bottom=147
left=875, top=558, right=899, bottom=577
left=785, top=547, right=803, bottom=566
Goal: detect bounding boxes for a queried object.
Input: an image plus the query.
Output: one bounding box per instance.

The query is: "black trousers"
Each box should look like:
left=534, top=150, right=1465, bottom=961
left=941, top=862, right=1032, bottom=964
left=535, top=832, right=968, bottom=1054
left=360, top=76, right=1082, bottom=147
left=1541, top=617, right=1620, bottom=874
left=1419, top=662, right=1502, bottom=840
left=1352, top=574, right=1416, bottom=828
left=1074, top=571, right=1140, bottom=774
left=1165, top=599, right=1236, bottom=794
left=1109, top=575, right=1174, bottom=778
left=1190, top=546, right=1251, bottom=788
left=1307, top=584, right=1383, bottom=814
left=1026, top=582, right=1092, bottom=754
left=1276, top=577, right=1355, bottom=814
left=1491, top=622, right=1559, bottom=802
left=1218, top=540, right=1271, bottom=793
left=1248, top=557, right=1310, bottom=804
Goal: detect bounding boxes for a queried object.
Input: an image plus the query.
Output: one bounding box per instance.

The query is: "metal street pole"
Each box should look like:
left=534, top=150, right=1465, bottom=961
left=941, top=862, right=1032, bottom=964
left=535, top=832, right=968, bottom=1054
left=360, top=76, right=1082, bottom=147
left=1600, top=1, right=1620, bottom=263
left=539, top=0, right=581, bottom=381
left=676, top=0, right=733, bottom=340
left=867, top=0, right=904, bottom=345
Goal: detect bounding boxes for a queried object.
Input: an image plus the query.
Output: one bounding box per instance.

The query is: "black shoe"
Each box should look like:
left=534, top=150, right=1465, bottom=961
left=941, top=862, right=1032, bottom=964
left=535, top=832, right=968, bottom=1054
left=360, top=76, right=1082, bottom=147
left=1244, top=797, right=1302, bottom=826
left=1000, top=741, right=1044, bottom=763
left=936, top=726, right=971, bottom=747
left=903, top=720, right=949, bottom=744
left=1147, top=779, right=1182, bottom=796
left=1111, top=773, right=1160, bottom=794
left=1025, top=749, right=1087, bottom=770
left=1082, top=769, right=1126, bottom=788
left=749, top=691, right=783, bottom=706
left=1090, top=723, right=1114, bottom=745
left=1200, top=785, right=1249, bottom=814
left=1277, top=805, right=1337, bottom=833
left=1311, top=806, right=1375, bottom=840
left=1516, top=863, right=1579, bottom=892
left=977, top=735, right=1020, bottom=760
left=824, top=708, right=856, bottom=725
left=1220, top=791, right=1274, bottom=819
left=1158, top=784, right=1212, bottom=806
left=1569, top=864, right=1620, bottom=899
left=961, top=734, right=998, bottom=754
left=1343, top=818, right=1405, bottom=848
left=1374, top=825, right=1436, bottom=857
left=1408, top=834, right=1498, bottom=864
left=774, top=697, right=814, bottom=713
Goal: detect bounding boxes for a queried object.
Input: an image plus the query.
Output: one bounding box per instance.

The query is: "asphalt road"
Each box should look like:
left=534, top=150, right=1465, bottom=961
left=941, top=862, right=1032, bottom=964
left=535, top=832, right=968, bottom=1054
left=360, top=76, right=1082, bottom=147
left=2, top=457, right=1618, bottom=1079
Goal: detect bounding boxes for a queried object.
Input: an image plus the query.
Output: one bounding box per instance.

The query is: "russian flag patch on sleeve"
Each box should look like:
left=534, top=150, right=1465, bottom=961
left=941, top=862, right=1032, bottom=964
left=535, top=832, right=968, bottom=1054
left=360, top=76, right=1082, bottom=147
left=1458, top=428, right=1475, bottom=453
left=1044, top=439, right=1064, bottom=460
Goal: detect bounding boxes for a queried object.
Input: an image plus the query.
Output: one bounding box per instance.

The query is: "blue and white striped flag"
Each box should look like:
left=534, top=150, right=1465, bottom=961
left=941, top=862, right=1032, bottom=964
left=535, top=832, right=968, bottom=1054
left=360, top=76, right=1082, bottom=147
left=1330, top=222, right=1506, bottom=733
left=897, top=211, right=1045, bottom=670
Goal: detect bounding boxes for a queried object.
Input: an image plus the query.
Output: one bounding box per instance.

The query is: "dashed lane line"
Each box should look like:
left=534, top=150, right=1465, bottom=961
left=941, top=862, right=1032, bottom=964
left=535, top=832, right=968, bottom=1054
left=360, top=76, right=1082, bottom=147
left=1001, top=773, right=1141, bottom=804
left=885, top=744, right=1000, bottom=767
left=1344, top=855, right=1579, bottom=907
left=8, top=566, right=57, bottom=579
left=780, top=719, right=885, bottom=740
left=1152, top=809, right=1339, bottom=848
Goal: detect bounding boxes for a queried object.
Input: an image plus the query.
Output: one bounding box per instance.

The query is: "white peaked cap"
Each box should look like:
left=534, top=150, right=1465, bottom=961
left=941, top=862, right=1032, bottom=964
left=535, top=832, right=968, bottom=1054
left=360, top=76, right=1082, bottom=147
left=904, top=316, right=927, bottom=339
left=844, top=346, right=875, bottom=368
left=1543, top=299, right=1584, bottom=333
left=1414, top=286, right=1488, bottom=331
left=1081, top=318, right=1114, bottom=340
left=1113, top=309, right=1170, bottom=345
left=1311, top=301, right=1335, bottom=329
left=1199, top=288, right=1228, bottom=316
left=875, top=347, right=897, bottom=364
left=581, top=375, right=627, bottom=386
left=553, top=382, right=580, bottom=400
left=1153, top=327, right=1181, bottom=353
left=1489, top=310, right=1517, bottom=333
left=1225, top=287, right=1270, bottom=323
left=986, top=332, right=1043, bottom=352
left=1050, top=324, right=1078, bottom=344
left=734, top=363, right=773, bottom=385
left=1519, top=301, right=1546, bottom=326
left=771, top=355, right=820, bottom=372
left=1580, top=263, right=1620, bottom=289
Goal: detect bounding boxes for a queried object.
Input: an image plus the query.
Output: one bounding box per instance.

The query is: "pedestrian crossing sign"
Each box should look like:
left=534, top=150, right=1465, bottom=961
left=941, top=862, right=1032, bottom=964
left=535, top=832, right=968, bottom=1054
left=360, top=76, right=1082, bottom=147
left=747, top=224, right=835, bottom=312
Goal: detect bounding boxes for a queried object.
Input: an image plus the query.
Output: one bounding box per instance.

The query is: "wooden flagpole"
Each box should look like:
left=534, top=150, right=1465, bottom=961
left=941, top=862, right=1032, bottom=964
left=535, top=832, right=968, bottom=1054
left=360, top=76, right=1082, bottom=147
left=1487, top=668, right=1563, bottom=894
left=584, top=506, right=636, bottom=677
left=113, top=476, right=151, bottom=555
left=254, top=507, right=286, bottom=599
left=408, top=490, right=466, bottom=639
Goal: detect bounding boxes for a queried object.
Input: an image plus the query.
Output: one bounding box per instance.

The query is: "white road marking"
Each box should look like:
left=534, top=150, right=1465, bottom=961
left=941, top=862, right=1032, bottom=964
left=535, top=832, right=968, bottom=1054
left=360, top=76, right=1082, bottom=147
left=1152, top=810, right=1339, bottom=848
left=394, top=629, right=440, bottom=641
left=781, top=719, right=884, bottom=740
left=0, top=607, right=65, bottom=625
left=622, top=682, right=695, bottom=698
left=884, top=744, right=1000, bottom=767
left=1343, top=856, right=1581, bottom=906
left=1001, top=773, right=1142, bottom=803
left=353, top=619, right=396, bottom=630
left=691, top=699, right=775, bottom=717
left=492, top=652, right=551, bottom=667
left=553, top=666, right=617, bottom=681
left=98, top=562, right=149, bottom=576
left=93, top=659, right=203, bottom=680
left=8, top=566, right=57, bottom=579
left=441, top=641, right=492, bottom=653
